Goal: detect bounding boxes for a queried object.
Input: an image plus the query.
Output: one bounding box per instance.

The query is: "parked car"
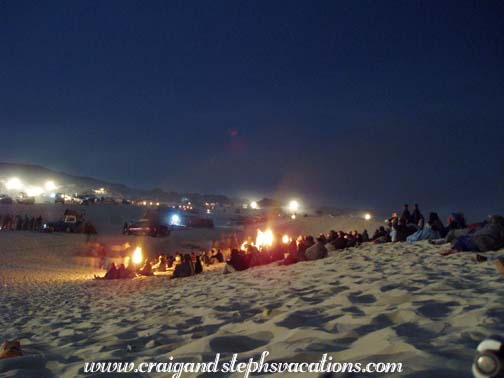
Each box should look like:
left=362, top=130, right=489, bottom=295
left=185, top=216, right=214, bottom=228
left=54, top=193, right=82, bottom=205
left=44, top=210, right=94, bottom=233
left=16, top=192, right=35, bottom=205
left=0, top=194, right=13, bottom=205
left=125, top=219, right=170, bottom=237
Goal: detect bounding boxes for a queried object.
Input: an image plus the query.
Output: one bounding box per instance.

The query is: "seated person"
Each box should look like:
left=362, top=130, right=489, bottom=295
left=118, top=263, right=136, bottom=279
left=194, top=255, right=203, bottom=274
left=305, top=236, right=328, bottom=261
left=362, top=230, right=370, bottom=243
left=332, top=231, right=348, bottom=250
left=214, top=249, right=224, bottom=263
left=372, top=226, right=390, bottom=243
left=391, top=217, right=416, bottom=242
left=327, top=230, right=338, bottom=243
left=172, top=254, right=194, bottom=278
left=202, top=250, right=212, bottom=266
left=166, top=255, right=175, bottom=268
left=224, top=249, right=250, bottom=272
left=407, top=213, right=442, bottom=243
left=446, top=212, right=467, bottom=231
left=138, top=259, right=154, bottom=276
left=282, top=240, right=298, bottom=266
left=94, top=262, right=119, bottom=280
left=442, top=215, right=504, bottom=255
left=299, top=235, right=315, bottom=260
left=152, top=255, right=167, bottom=272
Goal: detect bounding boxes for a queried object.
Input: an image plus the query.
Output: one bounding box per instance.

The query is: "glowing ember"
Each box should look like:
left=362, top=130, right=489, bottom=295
left=132, top=247, right=143, bottom=265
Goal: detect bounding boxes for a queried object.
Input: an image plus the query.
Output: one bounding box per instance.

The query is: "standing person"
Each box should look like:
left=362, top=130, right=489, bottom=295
left=400, top=204, right=411, bottom=224
left=411, top=204, right=424, bottom=225
left=35, top=216, right=42, bottom=231
left=362, top=230, right=370, bottom=242
left=194, top=256, right=203, bottom=274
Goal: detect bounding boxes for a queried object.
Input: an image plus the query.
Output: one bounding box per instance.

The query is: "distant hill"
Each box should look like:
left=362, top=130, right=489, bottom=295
left=0, top=162, right=231, bottom=204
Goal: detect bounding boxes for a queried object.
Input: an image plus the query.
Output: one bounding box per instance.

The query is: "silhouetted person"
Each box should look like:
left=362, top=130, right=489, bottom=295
left=400, top=204, right=411, bottom=224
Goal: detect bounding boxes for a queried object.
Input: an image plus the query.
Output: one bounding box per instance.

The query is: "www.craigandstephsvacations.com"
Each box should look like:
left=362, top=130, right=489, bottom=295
left=83, top=352, right=404, bottom=377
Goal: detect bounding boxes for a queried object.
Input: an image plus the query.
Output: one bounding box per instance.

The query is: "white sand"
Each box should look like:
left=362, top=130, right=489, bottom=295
left=1, top=217, right=503, bottom=378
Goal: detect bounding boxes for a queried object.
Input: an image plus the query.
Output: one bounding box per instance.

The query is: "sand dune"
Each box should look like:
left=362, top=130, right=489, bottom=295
left=1, top=226, right=503, bottom=378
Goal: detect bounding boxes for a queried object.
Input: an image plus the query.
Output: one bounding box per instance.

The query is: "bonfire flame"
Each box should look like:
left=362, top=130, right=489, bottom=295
left=132, top=247, right=143, bottom=265
left=256, top=229, right=274, bottom=249
left=241, top=228, right=275, bottom=250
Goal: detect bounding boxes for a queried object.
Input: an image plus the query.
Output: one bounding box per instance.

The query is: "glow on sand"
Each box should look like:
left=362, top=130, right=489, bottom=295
left=132, top=247, right=143, bottom=265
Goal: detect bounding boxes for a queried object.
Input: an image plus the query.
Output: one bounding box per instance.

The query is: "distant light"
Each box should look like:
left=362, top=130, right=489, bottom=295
left=288, top=200, right=299, bottom=212
left=94, top=187, right=106, bottom=195
left=250, top=201, right=258, bottom=209
left=206, top=209, right=211, bottom=214
left=6, top=177, right=23, bottom=191
left=49, top=192, right=56, bottom=199
left=26, top=186, right=43, bottom=197
left=132, top=247, right=143, bottom=265
left=364, top=213, right=372, bottom=221
left=156, top=202, right=160, bottom=206
left=291, top=214, right=296, bottom=220
left=44, top=180, right=57, bottom=191
left=282, top=234, right=290, bottom=244
left=171, top=214, right=181, bottom=226
left=143, top=201, right=147, bottom=206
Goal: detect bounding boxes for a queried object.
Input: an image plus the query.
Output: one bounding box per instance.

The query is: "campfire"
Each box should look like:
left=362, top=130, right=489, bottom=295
left=132, top=247, right=143, bottom=265
left=241, top=228, right=286, bottom=250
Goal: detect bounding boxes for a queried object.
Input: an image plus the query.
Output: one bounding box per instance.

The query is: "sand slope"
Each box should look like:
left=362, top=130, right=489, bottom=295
left=1, top=232, right=503, bottom=378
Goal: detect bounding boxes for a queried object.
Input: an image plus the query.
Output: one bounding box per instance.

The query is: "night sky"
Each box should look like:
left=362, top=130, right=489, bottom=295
left=1, top=1, right=503, bottom=217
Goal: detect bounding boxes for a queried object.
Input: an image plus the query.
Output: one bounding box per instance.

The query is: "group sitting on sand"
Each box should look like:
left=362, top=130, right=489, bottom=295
left=96, top=203, right=504, bottom=280
left=95, top=249, right=225, bottom=280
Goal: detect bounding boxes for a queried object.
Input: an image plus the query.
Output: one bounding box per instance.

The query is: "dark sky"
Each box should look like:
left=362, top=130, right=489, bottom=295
left=1, top=1, right=503, bottom=217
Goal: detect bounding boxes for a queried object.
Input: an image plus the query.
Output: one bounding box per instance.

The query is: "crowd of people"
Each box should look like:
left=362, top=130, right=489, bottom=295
left=96, top=249, right=225, bottom=280
left=367, top=203, right=504, bottom=256
left=0, top=213, right=44, bottom=232
left=96, top=202, right=504, bottom=280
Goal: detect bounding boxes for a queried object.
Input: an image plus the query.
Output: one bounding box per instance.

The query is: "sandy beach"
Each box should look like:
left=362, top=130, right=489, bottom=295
left=1, top=216, right=503, bottom=378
